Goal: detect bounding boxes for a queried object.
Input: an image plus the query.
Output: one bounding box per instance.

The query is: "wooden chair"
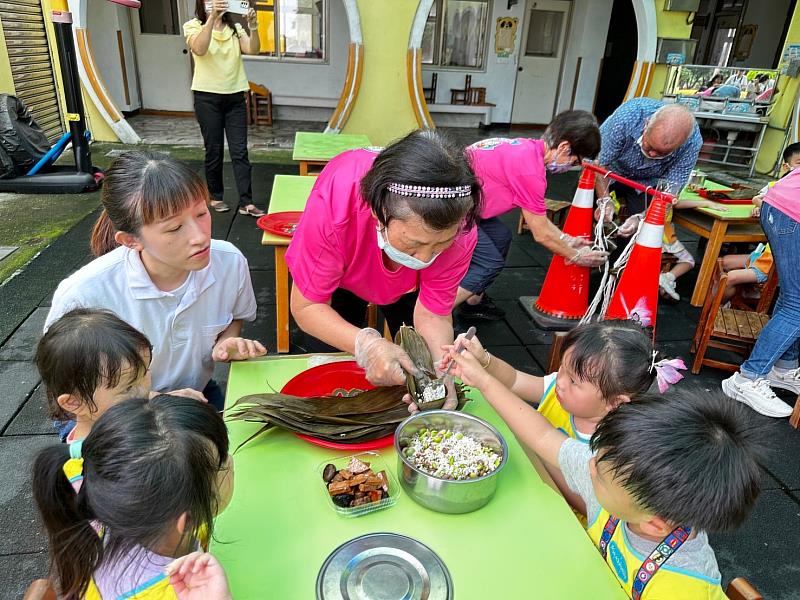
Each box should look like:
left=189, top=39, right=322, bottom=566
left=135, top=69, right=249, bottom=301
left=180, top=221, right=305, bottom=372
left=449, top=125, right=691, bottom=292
left=546, top=331, right=568, bottom=373
left=450, top=75, right=472, bottom=105
left=726, top=577, right=762, bottom=600
left=517, top=199, right=572, bottom=234
left=423, top=73, right=437, bottom=104
left=248, top=81, right=273, bottom=126
left=690, top=259, right=778, bottom=374
left=23, top=580, right=56, bottom=600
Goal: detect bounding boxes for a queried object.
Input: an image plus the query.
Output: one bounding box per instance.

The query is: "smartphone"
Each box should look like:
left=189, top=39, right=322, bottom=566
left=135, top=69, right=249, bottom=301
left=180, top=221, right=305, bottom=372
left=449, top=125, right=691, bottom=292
left=206, top=0, right=250, bottom=15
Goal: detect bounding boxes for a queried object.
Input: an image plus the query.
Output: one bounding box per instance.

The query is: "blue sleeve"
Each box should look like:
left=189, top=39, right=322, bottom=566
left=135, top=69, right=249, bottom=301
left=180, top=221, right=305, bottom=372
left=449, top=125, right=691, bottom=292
left=598, top=106, right=629, bottom=166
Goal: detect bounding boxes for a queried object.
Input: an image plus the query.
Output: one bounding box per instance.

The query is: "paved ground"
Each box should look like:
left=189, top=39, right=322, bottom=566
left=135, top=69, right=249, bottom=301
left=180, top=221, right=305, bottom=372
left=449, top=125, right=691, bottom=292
left=0, top=134, right=798, bottom=598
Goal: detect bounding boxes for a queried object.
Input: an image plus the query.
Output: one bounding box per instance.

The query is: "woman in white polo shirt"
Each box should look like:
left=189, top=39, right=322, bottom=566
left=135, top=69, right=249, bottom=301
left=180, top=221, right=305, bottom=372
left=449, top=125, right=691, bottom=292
left=45, top=151, right=266, bottom=410
left=184, top=0, right=264, bottom=216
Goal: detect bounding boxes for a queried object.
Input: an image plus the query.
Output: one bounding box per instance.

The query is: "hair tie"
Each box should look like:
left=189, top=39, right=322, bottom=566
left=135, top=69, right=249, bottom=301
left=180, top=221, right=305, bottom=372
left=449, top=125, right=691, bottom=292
left=63, top=440, right=84, bottom=485
left=649, top=351, right=687, bottom=393
left=387, top=182, right=472, bottom=199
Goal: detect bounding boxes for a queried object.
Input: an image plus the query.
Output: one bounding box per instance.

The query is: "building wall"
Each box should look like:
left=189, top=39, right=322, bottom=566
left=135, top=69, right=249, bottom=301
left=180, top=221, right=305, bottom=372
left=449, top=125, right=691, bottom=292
left=730, top=0, right=792, bottom=69
left=0, top=18, right=15, bottom=95
left=86, top=0, right=139, bottom=111
left=647, top=0, right=694, bottom=99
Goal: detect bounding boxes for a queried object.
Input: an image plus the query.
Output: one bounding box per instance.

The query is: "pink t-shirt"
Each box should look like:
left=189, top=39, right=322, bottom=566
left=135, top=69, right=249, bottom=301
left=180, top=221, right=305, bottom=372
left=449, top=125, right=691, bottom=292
left=764, top=168, right=800, bottom=223
left=285, top=149, right=478, bottom=316
left=466, top=137, right=547, bottom=219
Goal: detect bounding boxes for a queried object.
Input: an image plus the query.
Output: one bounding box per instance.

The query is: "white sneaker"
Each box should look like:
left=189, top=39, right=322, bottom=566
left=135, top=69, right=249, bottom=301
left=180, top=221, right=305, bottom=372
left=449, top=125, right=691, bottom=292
left=659, top=272, right=680, bottom=301
left=766, top=366, right=800, bottom=394
left=722, top=373, right=793, bottom=418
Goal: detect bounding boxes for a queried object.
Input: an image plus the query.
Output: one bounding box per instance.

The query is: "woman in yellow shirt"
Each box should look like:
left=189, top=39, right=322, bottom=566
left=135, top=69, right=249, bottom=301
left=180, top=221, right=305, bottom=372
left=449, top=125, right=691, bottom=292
left=184, top=1, right=264, bottom=217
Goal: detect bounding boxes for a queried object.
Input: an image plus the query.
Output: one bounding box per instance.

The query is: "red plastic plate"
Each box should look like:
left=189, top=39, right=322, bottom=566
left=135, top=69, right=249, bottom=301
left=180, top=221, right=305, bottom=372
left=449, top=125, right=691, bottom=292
left=257, top=211, right=304, bottom=237
left=281, top=361, right=395, bottom=450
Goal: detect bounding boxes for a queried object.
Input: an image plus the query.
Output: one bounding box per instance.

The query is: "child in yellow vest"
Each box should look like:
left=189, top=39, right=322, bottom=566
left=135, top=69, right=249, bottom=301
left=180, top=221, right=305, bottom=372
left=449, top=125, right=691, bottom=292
left=33, top=395, right=234, bottom=600
left=446, top=349, right=764, bottom=600
left=437, top=321, right=684, bottom=515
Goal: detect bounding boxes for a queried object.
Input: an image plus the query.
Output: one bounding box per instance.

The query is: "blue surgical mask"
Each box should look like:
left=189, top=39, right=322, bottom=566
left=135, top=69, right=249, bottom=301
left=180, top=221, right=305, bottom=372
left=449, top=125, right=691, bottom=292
left=546, top=147, right=573, bottom=173
left=376, top=227, right=439, bottom=270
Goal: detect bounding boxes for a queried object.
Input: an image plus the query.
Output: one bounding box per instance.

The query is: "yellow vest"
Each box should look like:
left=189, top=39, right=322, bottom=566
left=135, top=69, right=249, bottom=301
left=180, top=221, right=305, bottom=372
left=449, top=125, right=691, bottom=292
left=586, top=510, right=727, bottom=600
left=537, top=376, right=589, bottom=444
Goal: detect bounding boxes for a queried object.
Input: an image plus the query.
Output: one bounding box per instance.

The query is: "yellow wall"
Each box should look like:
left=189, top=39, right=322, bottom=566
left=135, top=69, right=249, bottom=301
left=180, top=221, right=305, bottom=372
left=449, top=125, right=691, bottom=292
left=40, top=0, right=118, bottom=142
left=648, top=0, right=694, bottom=98
left=341, top=0, right=421, bottom=145
left=754, top=7, right=800, bottom=174
left=0, top=18, right=15, bottom=95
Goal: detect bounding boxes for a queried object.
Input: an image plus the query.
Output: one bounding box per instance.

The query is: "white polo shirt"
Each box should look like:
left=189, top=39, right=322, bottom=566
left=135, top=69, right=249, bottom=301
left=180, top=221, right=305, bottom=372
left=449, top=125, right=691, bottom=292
left=45, top=239, right=258, bottom=392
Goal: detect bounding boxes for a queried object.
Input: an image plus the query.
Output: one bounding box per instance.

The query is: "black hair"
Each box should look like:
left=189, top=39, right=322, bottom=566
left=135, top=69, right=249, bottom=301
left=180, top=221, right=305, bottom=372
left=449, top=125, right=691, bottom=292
left=361, top=129, right=481, bottom=231
left=194, top=0, right=239, bottom=33
left=561, top=320, right=657, bottom=403
left=90, top=151, right=208, bottom=257
left=783, top=142, right=800, bottom=164
left=33, top=395, right=229, bottom=599
left=36, top=308, right=153, bottom=421
left=591, top=389, right=766, bottom=532
left=542, top=110, right=601, bottom=162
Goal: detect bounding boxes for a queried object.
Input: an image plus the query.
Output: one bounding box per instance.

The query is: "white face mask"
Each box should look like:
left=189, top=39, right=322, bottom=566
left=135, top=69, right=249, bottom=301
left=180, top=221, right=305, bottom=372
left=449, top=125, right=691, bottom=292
left=376, top=227, right=439, bottom=270
left=636, top=135, right=671, bottom=161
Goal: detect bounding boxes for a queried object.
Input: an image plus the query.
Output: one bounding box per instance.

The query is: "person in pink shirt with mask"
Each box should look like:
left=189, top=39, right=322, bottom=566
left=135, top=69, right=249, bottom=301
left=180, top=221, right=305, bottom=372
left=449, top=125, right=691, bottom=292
left=456, top=110, right=608, bottom=320
left=285, top=130, right=480, bottom=408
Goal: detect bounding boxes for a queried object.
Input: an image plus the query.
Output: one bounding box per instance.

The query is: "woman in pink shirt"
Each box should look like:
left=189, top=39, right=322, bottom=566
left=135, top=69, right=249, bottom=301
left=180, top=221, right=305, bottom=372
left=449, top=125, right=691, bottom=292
left=456, top=110, right=607, bottom=320
left=286, top=130, right=480, bottom=406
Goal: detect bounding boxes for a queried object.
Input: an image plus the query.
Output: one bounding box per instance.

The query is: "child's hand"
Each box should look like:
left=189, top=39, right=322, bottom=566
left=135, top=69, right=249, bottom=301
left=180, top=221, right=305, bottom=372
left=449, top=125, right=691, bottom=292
left=751, top=205, right=761, bottom=218
left=752, top=194, right=764, bottom=208
left=447, top=345, right=492, bottom=390
left=165, top=388, right=208, bottom=403
left=166, top=551, right=232, bottom=600
left=703, top=200, right=729, bottom=212
left=438, top=334, right=487, bottom=372
left=212, top=337, right=267, bottom=362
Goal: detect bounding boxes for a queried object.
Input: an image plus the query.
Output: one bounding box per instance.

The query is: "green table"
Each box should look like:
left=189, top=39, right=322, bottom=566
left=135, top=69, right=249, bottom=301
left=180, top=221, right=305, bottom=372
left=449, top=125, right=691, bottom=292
left=213, top=357, right=626, bottom=600
left=293, top=132, right=372, bottom=175
left=260, top=175, right=317, bottom=353
left=677, top=179, right=734, bottom=202
left=672, top=180, right=764, bottom=306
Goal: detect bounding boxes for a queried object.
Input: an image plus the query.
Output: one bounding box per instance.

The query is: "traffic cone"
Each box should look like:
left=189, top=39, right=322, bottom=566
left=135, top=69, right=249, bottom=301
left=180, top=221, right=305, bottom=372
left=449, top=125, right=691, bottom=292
left=522, top=168, right=596, bottom=330
left=604, top=194, right=668, bottom=329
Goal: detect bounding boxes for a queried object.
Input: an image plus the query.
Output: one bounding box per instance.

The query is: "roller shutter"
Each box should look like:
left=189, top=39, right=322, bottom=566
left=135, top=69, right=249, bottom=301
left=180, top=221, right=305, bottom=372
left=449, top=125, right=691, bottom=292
left=0, top=0, right=64, bottom=141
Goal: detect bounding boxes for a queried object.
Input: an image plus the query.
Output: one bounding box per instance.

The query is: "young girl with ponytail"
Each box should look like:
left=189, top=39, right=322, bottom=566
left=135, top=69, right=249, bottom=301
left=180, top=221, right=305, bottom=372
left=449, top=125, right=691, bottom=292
left=45, top=151, right=266, bottom=410
left=33, top=395, right=233, bottom=599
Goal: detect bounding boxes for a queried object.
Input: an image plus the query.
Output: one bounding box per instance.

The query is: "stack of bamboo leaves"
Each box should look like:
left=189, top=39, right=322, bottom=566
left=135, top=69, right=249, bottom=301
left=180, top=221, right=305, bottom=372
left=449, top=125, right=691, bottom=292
left=226, top=326, right=467, bottom=448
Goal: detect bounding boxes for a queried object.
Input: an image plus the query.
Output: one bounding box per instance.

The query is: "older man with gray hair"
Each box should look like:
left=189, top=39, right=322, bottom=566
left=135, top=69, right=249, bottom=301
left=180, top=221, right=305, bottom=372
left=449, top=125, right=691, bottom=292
left=594, top=98, right=702, bottom=219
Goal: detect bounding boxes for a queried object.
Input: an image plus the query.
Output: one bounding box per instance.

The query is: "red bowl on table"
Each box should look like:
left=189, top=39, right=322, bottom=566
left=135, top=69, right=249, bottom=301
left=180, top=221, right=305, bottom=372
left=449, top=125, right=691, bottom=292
left=280, top=361, right=395, bottom=450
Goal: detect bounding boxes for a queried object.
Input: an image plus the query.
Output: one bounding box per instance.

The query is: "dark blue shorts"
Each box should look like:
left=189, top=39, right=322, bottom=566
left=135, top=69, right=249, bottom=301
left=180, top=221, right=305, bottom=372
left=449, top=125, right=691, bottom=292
left=459, top=217, right=513, bottom=295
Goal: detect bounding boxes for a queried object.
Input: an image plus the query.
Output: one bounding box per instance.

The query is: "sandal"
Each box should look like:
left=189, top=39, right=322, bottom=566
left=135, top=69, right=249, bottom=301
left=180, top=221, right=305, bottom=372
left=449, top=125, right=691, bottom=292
left=209, top=200, right=230, bottom=213
left=238, top=204, right=266, bottom=217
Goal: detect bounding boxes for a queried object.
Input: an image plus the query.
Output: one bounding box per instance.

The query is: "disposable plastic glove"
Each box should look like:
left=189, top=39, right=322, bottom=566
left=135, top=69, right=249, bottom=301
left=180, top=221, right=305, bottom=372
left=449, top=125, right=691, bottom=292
left=617, top=213, right=643, bottom=237
left=566, top=246, right=609, bottom=268
left=594, top=198, right=615, bottom=222
left=560, top=233, right=592, bottom=250
left=354, top=327, right=417, bottom=386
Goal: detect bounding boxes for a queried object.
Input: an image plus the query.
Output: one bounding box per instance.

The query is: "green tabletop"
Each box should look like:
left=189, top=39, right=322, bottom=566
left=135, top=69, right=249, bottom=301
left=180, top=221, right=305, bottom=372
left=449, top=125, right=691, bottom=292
left=678, top=180, right=756, bottom=220
left=262, top=175, right=317, bottom=246
left=213, top=357, right=626, bottom=600
left=293, top=131, right=373, bottom=162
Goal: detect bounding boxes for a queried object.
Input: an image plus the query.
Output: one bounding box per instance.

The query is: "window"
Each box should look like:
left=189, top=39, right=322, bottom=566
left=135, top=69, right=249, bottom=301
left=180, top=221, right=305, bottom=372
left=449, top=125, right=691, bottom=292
left=138, top=0, right=179, bottom=35
left=422, top=0, right=490, bottom=70
left=253, top=0, right=326, bottom=60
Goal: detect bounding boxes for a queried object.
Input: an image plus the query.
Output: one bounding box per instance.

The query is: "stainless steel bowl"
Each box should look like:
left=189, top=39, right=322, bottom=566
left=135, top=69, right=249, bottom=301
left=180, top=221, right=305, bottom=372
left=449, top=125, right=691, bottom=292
left=394, top=410, right=508, bottom=514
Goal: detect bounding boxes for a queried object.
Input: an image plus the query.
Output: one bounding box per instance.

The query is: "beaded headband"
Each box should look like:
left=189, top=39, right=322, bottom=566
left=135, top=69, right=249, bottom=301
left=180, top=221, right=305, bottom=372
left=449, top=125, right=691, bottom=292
left=387, top=182, right=472, bottom=199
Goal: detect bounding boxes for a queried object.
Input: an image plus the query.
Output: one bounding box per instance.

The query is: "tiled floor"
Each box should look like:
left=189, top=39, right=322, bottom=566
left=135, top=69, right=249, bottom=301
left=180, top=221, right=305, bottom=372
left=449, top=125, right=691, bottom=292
left=1, top=159, right=798, bottom=598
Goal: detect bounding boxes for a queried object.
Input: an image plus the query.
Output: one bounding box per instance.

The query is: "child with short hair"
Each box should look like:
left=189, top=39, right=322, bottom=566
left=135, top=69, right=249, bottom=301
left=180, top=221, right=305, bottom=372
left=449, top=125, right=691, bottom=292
left=45, top=151, right=266, bottom=411
left=431, top=320, right=683, bottom=515
left=33, top=395, right=234, bottom=599
left=37, top=308, right=206, bottom=442
left=448, top=347, right=764, bottom=599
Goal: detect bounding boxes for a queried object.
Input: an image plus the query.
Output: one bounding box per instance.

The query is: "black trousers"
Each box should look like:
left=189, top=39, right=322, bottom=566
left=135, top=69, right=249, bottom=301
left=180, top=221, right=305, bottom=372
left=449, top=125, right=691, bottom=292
left=303, top=289, right=418, bottom=352
left=193, top=90, right=252, bottom=207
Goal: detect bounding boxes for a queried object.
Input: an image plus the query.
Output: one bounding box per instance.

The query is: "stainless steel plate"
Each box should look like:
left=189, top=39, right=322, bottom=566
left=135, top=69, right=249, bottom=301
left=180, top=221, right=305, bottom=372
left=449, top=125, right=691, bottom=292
left=316, top=532, right=453, bottom=600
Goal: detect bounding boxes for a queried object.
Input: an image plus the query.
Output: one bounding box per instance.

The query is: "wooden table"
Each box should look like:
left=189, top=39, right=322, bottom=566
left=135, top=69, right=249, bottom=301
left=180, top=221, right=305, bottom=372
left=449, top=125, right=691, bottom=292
left=213, top=357, right=627, bottom=600
left=261, top=175, right=317, bottom=353
left=293, top=131, right=372, bottom=176
left=672, top=193, right=766, bottom=306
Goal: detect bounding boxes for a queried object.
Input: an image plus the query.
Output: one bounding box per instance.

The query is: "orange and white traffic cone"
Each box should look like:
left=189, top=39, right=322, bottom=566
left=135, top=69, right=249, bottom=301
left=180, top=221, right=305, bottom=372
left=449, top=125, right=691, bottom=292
left=523, top=168, right=596, bottom=330
left=604, top=194, right=668, bottom=329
